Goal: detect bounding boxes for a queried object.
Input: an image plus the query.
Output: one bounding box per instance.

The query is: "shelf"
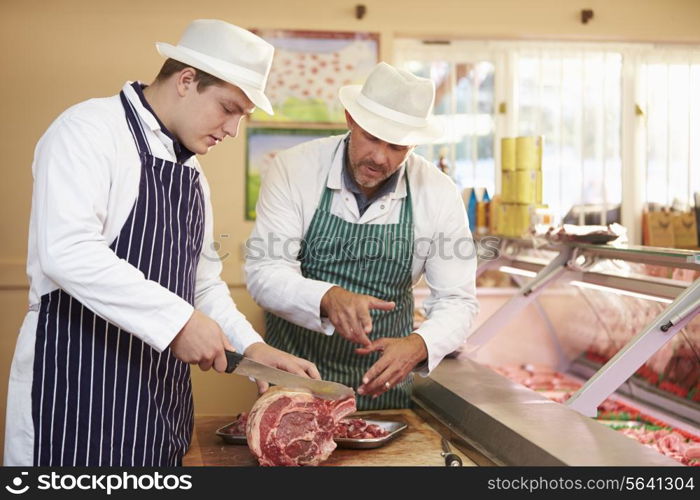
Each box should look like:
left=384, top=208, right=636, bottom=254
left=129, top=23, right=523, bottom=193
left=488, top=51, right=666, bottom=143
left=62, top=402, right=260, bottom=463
left=570, top=357, right=700, bottom=427
left=479, top=236, right=700, bottom=270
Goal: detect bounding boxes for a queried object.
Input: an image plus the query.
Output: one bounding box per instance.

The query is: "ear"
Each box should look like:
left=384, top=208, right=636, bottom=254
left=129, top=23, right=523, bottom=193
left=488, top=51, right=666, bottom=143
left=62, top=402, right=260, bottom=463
left=175, top=67, right=197, bottom=97
left=344, top=110, right=355, bottom=130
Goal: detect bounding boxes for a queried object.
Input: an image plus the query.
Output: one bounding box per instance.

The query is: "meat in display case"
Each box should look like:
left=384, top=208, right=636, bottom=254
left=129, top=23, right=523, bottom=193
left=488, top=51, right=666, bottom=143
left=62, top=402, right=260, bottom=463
left=413, top=237, right=700, bottom=466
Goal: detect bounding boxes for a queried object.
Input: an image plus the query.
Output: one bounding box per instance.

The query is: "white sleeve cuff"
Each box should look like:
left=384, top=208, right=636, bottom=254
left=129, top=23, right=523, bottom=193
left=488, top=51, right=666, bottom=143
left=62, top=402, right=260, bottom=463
left=150, top=302, right=194, bottom=353
left=320, top=317, right=335, bottom=336
left=413, top=329, right=440, bottom=375
left=299, top=280, right=337, bottom=333
left=227, top=325, right=265, bottom=355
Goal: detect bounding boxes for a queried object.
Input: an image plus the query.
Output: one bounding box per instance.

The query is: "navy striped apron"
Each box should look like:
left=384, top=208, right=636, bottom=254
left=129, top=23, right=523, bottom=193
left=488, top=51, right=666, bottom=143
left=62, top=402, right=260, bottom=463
left=30, top=91, right=204, bottom=466
left=266, top=173, right=415, bottom=410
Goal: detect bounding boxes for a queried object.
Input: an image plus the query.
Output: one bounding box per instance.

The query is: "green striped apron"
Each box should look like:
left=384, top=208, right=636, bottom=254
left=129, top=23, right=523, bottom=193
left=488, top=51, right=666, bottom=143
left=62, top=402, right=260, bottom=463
left=265, top=171, right=415, bottom=410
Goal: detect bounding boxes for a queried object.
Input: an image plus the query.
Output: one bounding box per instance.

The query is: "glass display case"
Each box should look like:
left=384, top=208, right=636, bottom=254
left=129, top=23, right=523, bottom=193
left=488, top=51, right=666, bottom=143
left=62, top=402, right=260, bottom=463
left=411, top=236, right=700, bottom=465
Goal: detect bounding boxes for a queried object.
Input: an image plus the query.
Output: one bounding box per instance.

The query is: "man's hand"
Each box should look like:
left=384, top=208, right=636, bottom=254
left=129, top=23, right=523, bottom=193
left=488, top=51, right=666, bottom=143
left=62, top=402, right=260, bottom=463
left=170, top=310, right=234, bottom=373
left=355, top=334, right=428, bottom=398
left=320, top=286, right=395, bottom=347
left=244, top=342, right=321, bottom=395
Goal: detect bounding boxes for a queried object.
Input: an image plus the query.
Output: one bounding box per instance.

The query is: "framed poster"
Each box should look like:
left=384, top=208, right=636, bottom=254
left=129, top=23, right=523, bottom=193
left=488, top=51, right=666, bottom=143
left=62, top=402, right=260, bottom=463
left=250, top=30, right=379, bottom=124
left=246, top=127, right=348, bottom=220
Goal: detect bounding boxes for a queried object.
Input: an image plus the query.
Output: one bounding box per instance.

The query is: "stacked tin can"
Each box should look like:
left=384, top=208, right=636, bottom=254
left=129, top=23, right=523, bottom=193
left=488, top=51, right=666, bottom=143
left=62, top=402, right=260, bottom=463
left=495, top=136, right=543, bottom=237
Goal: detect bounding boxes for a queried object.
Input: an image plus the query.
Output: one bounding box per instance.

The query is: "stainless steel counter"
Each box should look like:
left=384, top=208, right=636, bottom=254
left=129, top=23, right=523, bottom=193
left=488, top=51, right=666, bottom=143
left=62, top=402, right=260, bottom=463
left=412, top=358, right=680, bottom=466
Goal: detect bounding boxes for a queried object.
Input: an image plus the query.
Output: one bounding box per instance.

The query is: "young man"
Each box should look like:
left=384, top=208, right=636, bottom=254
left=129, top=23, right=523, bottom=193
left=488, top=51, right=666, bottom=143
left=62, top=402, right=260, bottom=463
left=5, top=19, right=318, bottom=466
left=245, top=62, right=479, bottom=410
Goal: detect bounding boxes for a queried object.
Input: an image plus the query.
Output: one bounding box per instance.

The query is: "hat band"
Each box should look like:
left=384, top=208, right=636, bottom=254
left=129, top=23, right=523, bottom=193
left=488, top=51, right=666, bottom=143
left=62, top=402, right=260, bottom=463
left=175, top=44, right=267, bottom=89
left=356, top=92, right=428, bottom=128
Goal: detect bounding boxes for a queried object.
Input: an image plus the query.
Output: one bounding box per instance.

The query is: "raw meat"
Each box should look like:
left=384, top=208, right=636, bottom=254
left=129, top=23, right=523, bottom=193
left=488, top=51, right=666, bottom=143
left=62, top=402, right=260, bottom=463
left=335, top=418, right=389, bottom=439
left=246, top=387, right=356, bottom=466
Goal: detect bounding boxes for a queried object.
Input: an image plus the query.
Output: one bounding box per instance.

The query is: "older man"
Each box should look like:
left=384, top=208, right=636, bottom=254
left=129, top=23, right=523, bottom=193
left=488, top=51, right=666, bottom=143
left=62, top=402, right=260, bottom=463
left=245, top=62, right=479, bottom=410
left=5, top=19, right=319, bottom=466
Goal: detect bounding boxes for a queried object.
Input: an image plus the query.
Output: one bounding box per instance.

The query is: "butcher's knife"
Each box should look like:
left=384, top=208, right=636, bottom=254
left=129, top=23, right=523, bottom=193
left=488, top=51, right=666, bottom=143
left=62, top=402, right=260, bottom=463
left=441, top=438, right=462, bottom=467
left=224, top=350, right=355, bottom=401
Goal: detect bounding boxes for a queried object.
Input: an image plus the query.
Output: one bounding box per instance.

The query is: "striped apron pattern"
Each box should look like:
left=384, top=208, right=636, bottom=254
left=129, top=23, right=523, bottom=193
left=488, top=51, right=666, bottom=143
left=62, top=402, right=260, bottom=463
left=266, top=175, right=415, bottom=410
left=30, top=91, right=204, bottom=466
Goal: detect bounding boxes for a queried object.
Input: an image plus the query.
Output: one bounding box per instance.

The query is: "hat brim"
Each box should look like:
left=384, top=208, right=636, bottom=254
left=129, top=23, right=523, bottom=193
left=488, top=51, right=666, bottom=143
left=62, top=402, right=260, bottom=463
left=338, top=85, right=443, bottom=146
left=156, top=42, right=274, bottom=115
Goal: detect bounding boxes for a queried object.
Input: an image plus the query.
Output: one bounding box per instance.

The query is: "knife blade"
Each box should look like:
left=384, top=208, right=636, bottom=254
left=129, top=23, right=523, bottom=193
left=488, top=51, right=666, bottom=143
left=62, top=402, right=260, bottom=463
left=441, top=438, right=462, bottom=467
left=224, top=350, right=355, bottom=401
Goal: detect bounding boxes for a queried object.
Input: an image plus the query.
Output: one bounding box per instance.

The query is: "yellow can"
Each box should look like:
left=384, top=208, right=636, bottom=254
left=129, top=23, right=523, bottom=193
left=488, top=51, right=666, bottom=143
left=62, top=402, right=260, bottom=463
left=515, top=136, right=543, bottom=171
left=515, top=170, right=537, bottom=204
left=501, top=137, right=516, bottom=171
left=501, top=170, right=515, bottom=203
left=512, top=204, right=534, bottom=237
left=497, top=203, right=509, bottom=236
left=489, top=196, right=501, bottom=235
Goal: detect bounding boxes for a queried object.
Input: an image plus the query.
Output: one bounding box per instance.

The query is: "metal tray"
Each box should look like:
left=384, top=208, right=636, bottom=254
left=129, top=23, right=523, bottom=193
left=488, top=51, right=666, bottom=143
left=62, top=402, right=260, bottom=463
left=215, top=419, right=407, bottom=449
left=334, top=419, right=408, bottom=449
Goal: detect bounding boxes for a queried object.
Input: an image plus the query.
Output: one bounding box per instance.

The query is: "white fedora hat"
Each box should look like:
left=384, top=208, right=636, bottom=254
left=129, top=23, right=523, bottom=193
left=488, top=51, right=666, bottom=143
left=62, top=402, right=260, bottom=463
left=156, top=19, right=275, bottom=115
left=338, top=62, right=443, bottom=146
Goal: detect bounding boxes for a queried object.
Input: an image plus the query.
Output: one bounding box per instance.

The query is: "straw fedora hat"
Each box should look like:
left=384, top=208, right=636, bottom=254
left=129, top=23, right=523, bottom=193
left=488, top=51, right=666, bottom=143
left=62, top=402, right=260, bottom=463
left=156, top=19, right=275, bottom=115
left=338, top=62, right=443, bottom=146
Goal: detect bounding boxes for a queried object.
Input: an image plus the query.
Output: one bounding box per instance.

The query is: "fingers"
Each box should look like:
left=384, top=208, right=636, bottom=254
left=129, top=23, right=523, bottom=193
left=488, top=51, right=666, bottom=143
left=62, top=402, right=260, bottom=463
left=256, top=379, right=269, bottom=395
left=355, top=337, right=388, bottom=356
left=357, top=340, right=408, bottom=397
left=281, top=360, right=312, bottom=378
left=357, top=358, right=396, bottom=397
left=213, top=333, right=234, bottom=373
left=367, top=297, right=396, bottom=312
left=344, top=309, right=370, bottom=346
left=221, top=335, right=235, bottom=352
left=335, top=311, right=371, bottom=347
left=305, top=361, right=321, bottom=380
left=358, top=306, right=373, bottom=336
left=212, top=348, right=228, bottom=373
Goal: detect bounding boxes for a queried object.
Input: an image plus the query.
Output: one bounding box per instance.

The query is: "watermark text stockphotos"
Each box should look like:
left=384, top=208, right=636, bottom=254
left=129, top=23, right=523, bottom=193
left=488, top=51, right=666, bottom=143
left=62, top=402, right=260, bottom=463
left=203, top=233, right=502, bottom=263
left=5, top=471, right=192, bottom=496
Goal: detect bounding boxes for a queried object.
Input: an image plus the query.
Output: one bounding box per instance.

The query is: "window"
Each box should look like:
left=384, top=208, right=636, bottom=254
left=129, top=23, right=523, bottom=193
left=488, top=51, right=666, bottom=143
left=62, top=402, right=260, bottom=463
left=395, top=39, right=700, bottom=242
left=395, top=42, right=500, bottom=196
left=515, top=49, right=622, bottom=220
left=395, top=40, right=623, bottom=222
left=640, top=51, right=700, bottom=208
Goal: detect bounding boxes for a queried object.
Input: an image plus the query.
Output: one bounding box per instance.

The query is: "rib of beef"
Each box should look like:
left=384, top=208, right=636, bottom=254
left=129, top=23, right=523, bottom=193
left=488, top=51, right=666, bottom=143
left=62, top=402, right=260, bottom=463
left=246, top=387, right=356, bottom=466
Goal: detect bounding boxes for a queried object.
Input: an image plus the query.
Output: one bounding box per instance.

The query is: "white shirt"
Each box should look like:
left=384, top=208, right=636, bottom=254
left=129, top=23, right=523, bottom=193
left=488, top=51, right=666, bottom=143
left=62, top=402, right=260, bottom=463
left=5, top=82, right=263, bottom=466
left=245, top=134, right=479, bottom=374
left=24, top=81, right=263, bottom=355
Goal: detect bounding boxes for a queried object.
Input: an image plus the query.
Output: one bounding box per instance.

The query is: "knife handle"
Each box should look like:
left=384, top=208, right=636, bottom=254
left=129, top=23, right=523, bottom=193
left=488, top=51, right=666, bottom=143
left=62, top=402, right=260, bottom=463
left=225, top=349, right=244, bottom=374
left=444, top=453, right=462, bottom=467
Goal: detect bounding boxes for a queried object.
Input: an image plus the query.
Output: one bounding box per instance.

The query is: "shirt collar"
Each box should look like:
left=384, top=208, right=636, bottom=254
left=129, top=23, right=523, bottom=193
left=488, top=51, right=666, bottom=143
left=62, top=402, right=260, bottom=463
left=328, top=133, right=407, bottom=199
left=123, top=81, right=195, bottom=164
left=342, top=144, right=401, bottom=201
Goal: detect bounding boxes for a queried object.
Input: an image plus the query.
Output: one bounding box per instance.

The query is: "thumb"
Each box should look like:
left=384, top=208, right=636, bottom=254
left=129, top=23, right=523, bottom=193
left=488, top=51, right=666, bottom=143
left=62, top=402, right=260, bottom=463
left=221, top=334, right=235, bottom=352
left=367, top=297, right=396, bottom=311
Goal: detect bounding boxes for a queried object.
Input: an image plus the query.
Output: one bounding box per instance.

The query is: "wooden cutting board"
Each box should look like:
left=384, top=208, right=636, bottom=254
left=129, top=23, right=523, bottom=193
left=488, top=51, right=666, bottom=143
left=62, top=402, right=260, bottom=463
left=183, top=409, right=474, bottom=466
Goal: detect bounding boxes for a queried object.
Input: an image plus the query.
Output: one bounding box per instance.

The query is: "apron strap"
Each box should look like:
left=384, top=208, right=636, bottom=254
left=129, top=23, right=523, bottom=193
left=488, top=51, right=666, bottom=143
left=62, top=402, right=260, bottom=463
left=398, top=169, right=411, bottom=224
left=119, top=91, right=152, bottom=156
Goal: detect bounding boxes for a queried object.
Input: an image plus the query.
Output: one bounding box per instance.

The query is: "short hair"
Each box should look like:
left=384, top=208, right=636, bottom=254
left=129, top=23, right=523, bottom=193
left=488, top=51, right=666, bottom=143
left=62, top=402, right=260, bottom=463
left=154, top=58, right=226, bottom=91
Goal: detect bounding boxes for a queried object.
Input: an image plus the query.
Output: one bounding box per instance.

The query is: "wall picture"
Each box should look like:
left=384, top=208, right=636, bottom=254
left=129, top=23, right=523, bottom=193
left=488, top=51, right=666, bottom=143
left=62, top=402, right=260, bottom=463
left=250, top=29, right=379, bottom=124
left=246, top=127, right=347, bottom=220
